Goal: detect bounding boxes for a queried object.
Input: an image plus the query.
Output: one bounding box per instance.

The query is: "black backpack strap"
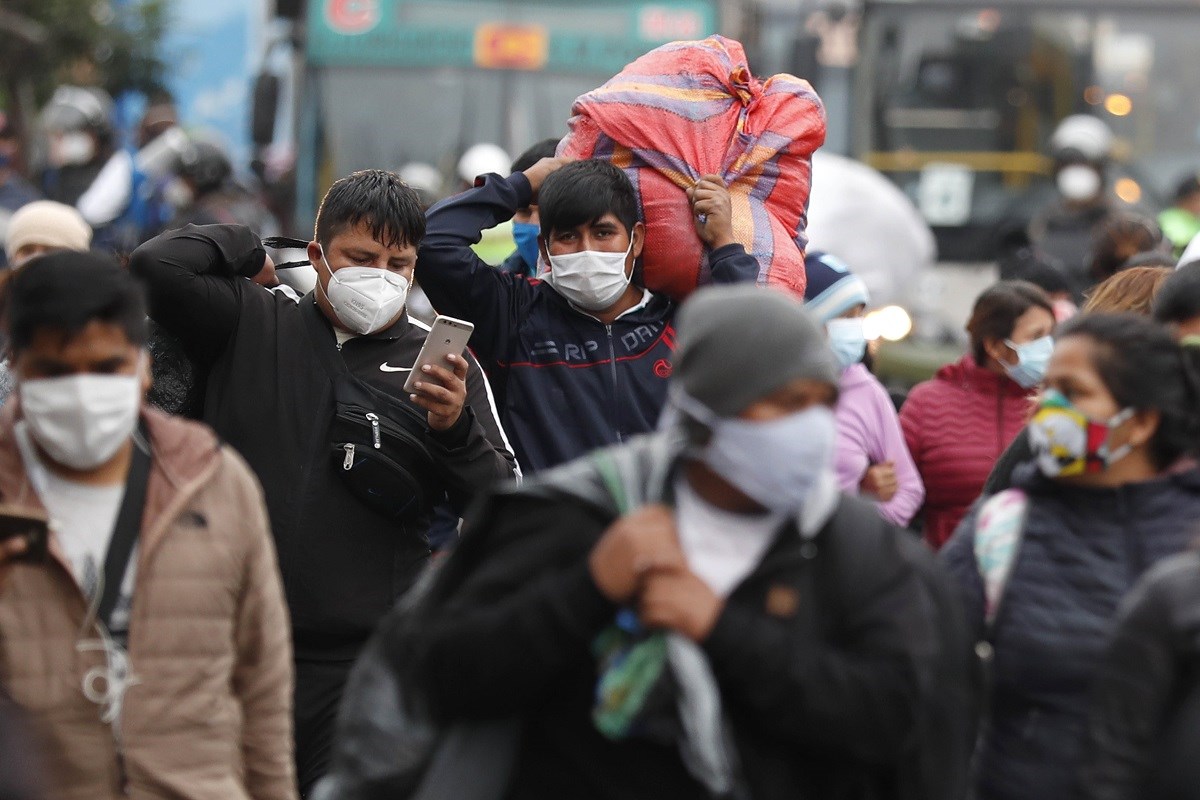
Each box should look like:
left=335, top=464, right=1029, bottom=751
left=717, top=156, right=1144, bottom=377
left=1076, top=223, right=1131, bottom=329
left=97, top=424, right=152, bottom=631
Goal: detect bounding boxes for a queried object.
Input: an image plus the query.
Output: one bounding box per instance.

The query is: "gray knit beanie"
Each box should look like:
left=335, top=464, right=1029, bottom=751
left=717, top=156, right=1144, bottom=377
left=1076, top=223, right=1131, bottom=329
left=673, top=284, right=839, bottom=418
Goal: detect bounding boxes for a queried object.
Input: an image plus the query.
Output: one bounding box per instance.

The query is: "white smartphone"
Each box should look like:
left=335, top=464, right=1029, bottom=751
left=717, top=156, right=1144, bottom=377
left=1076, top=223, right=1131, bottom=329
left=403, top=315, right=476, bottom=393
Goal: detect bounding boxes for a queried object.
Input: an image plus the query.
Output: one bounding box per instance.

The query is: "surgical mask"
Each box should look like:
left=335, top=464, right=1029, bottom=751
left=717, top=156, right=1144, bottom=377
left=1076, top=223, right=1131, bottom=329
left=51, top=132, right=96, bottom=167
left=826, top=318, right=867, bottom=372
left=511, top=221, right=541, bottom=271
left=1002, top=335, right=1053, bottom=389
left=1056, top=165, right=1102, bottom=203
left=677, top=392, right=836, bottom=514
left=20, top=368, right=142, bottom=471
left=1029, top=389, right=1136, bottom=478
left=319, top=255, right=409, bottom=335
left=543, top=238, right=634, bottom=312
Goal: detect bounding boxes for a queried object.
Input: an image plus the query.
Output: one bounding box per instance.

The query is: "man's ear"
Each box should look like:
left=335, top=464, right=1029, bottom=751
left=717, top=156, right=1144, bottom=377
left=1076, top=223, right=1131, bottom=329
left=631, top=221, right=646, bottom=260
left=306, top=241, right=324, bottom=272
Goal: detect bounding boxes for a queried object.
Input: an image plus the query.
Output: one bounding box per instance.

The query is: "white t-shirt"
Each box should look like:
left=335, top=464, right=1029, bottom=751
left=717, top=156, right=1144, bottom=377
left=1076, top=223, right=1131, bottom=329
left=674, top=476, right=784, bottom=597
left=15, top=423, right=133, bottom=634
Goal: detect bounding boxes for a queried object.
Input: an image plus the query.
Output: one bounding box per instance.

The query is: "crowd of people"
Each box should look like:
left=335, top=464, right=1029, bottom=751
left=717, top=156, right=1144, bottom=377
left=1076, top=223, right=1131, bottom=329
left=1, top=82, right=1200, bottom=800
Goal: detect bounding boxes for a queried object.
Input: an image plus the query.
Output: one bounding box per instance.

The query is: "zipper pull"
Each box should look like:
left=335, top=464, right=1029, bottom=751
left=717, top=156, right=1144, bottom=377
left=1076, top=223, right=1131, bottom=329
left=342, top=443, right=355, bottom=470
left=365, top=413, right=382, bottom=448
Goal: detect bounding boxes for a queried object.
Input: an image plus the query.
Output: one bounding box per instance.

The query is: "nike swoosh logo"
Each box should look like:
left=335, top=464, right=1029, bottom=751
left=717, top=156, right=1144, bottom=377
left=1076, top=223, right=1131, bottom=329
left=379, top=363, right=413, bottom=373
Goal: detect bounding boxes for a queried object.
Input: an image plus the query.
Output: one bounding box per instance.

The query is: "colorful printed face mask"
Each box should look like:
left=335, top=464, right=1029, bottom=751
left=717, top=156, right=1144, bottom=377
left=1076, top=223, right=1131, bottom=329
left=1029, top=389, right=1135, bottom=478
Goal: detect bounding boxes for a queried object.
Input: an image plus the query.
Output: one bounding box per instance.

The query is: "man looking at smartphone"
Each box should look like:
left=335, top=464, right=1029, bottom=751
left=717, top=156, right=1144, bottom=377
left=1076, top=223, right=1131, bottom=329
left=416, top=158, right=760, bottom=474
left=130, top=169, right=517, bottom=795
left=0, top=252, right=296, bottom=799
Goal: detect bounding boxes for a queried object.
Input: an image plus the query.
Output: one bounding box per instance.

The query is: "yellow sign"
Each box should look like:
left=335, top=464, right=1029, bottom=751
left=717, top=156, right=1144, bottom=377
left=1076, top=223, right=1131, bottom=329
left=473, top=24, right=549, bottom=71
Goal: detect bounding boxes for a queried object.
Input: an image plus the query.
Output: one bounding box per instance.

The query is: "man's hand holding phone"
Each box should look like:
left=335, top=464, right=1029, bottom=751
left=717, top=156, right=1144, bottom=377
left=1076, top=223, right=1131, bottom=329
left=409, top=353, right=469, bottom=432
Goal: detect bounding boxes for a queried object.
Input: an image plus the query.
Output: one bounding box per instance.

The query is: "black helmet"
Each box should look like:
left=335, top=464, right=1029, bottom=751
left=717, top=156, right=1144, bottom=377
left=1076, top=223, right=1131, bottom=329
left=178, top=140, right=232, bottom=193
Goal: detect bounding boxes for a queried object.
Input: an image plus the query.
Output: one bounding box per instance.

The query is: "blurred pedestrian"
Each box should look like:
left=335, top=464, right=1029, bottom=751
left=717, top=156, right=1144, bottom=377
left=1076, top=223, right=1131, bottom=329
left=0, top=252, right=296, bottom=799
left=131, top=170, right=517, bottom=795
left=1152, top=262, right=1200, bottom=339
left=1088, top=211, right=1165, bottom=285
left=942, top=313, right=1200, bottom=800
left=3, top=200, right=91, bottom=268
left=1158, top=173, right=1200, bottom=258
left=417, top=157, right=758, bottom=473
left=384, top=284, right=943, bottom=800
left=804, top=251, right=924, bottom=526
left=1078, top=549, right=1200, bottom=800
left=1081, top=265, right=1171, bottom=317
left=900, top=281, right=1054, bottom=549
left=1029, top=115, right=1119, bottom=300
left=38, top=86, right=137, bottom=253
left=500, top=138, right=560, bottom=277
left=169, top=138, right=278, bottom=236
left=997, top=237, right=1076, bottom=322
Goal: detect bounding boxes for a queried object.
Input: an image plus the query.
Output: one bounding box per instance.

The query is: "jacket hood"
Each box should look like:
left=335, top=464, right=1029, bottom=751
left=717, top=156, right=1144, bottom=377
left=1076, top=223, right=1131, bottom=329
left=935, top=354, right=1032, bottom=398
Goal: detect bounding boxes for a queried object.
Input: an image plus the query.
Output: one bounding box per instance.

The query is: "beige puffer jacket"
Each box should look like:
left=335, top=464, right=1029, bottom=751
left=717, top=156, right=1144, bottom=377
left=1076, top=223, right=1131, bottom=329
left=0, top=406, right=296, bottom=800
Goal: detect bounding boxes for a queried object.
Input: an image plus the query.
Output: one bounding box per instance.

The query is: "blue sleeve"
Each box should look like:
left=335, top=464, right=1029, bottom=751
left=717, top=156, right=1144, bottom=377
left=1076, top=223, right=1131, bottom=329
left=416, top=174, right=539, bottom=366
left=940, top=505, right=986, bottom=641
left=707, top=242, right=761, bottom=285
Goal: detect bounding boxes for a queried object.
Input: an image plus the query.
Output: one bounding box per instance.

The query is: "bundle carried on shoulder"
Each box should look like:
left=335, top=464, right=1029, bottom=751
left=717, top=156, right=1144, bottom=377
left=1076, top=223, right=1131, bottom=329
left=559, top=35, right=826, bottom=300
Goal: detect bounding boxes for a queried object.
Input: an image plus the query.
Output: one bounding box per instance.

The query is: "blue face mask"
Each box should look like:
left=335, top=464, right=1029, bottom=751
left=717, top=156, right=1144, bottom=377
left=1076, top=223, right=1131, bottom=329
left=1003, top=335, right=1054, bottom=389
left=826, top=318, right=867, bottom=372
left=511, top=221, right=541, bottom=271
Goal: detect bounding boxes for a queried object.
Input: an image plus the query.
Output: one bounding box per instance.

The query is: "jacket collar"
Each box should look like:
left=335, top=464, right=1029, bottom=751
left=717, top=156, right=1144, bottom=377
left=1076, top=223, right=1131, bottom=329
left=301, top=291, right=412, bottom=341
left=532, top=280, right=674, bottom=325
left=936, top=354, right=1033, bottom=398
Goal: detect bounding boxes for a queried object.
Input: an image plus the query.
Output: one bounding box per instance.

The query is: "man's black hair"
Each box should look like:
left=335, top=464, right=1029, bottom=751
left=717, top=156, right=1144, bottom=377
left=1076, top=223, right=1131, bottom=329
left=538, top=160, right=640, bottom=238
left=314, top=169, right=426, bottom=250
left=1153, top=262, right=1200, bottom=324
left=2, top=251, right=147, bottom=352
left=511, top=138, right=560, bottom=174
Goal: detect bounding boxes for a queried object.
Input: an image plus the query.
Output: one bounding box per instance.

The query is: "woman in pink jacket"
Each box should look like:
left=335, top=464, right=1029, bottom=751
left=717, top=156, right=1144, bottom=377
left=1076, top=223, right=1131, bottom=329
left=804, top=252, right=924, bottom=526
left=900, top=281, right=1055, bottom=549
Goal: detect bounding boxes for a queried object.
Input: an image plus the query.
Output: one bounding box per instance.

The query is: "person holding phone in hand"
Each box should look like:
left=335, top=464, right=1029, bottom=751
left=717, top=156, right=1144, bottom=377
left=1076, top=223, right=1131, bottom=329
left=130, top=169, right=518, bottom=795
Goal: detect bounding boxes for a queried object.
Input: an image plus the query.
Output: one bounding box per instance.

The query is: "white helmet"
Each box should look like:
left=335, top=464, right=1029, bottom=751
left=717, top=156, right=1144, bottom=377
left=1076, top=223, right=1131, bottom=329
left=457, top=143, right=511, bottom=183
left=1050, top=115, right=1114, bottom=162
left=399, top=162, right=442, bottom=196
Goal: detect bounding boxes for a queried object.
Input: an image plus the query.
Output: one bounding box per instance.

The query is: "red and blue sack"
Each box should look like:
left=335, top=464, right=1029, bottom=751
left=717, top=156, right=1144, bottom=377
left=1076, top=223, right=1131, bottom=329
left=559, top=35, right=826, bottom=300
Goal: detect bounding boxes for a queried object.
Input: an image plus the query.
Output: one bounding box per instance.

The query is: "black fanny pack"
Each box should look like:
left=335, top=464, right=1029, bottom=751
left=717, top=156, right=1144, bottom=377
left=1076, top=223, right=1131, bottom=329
left=302, top=301, right=438, bottom=521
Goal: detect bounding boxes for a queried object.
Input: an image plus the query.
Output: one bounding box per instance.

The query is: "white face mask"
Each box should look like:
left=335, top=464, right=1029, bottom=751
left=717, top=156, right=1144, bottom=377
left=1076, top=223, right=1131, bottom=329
left=20, top=369, right=142, bottom=471
left=1056, top=165, right=1102, bottom=202
left=51, top=131, right=97, bottom=167
left=543, top=238, right=634, bottom=312
left=673, top=390, right=837, bottom=514
left=320, top=256, right=409, bottom=335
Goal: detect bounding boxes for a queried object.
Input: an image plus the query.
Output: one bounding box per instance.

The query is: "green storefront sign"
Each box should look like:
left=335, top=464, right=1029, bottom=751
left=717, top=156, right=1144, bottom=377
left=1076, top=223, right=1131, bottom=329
left=308, top=0, right=717, bottom=73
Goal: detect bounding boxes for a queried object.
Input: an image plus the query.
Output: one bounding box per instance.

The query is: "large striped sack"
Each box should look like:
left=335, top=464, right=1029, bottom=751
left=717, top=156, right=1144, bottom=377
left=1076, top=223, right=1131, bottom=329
left=559, top=35, right=826, bottom=300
